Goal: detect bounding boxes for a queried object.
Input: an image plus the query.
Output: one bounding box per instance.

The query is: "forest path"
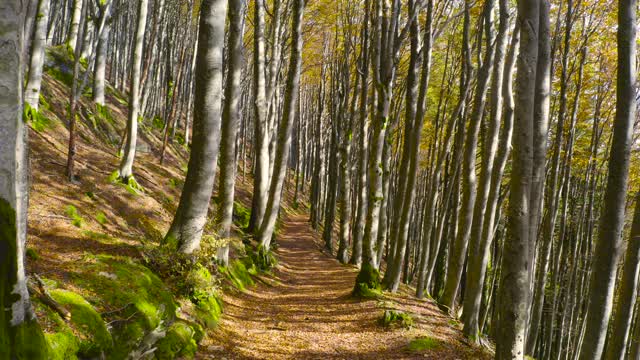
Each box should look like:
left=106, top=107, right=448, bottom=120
left=197, top=212, right=489, bottom=359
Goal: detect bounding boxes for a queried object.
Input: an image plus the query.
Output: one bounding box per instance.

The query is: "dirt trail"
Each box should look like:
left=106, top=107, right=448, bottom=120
left=198, top=213, right=490, bottom=360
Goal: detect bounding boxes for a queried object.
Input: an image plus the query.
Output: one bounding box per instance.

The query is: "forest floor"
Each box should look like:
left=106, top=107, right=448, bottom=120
left=25, top=46, right=492, bottom=359
left=198, top=212, right=491, bottom=360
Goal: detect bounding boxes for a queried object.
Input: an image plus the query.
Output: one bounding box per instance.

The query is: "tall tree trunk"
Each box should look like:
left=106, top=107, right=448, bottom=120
left=248, top=0, right=270, bottom=234
left=92, top=2, right=111, bottom=106
left=257, top=0, right=305, bottom=249
left=350, top=0, right=371, bottom=266
left=118, top=0, right=149, bottom=181
left=461, top=0, right=510, bottom=339
left=495, top=0, right=538, bottom=356
left=216, top=0, right=244, bottom=266
left=67, top=0, right=83, bottom=50
left=440, top=0, right=494, bottom=311
left=605, top=194, right=640, bottom=359
left=163, top=0, right=227, bottom=254
left=24, top=0, right=50, bottom=110
left=578, top=0, right=637, bottom=356
left=0, top=2, right=47, bottom=356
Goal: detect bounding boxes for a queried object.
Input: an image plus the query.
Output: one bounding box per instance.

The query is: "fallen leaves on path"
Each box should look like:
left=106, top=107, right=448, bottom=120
left=198, top=214, right=490, bottom=360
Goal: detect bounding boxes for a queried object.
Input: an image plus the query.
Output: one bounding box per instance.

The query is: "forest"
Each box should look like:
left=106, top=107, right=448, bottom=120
left=1, top=0, right=640, bottom=358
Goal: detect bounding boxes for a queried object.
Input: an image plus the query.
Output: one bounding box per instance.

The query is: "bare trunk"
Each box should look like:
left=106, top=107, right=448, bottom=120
left=163, top=0, right=227, bottom=254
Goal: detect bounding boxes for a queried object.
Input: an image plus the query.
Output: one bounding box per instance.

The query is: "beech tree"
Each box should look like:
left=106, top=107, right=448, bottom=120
left=0, top=2, right=47, bottom=357
left=578, top=0, right=637, bottom=356
left=163, top=0, right=227, bottom=254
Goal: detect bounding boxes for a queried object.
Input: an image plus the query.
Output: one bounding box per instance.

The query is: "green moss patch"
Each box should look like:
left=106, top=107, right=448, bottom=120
left=407, top=336, right=441, bottom=351
left=49, top=289, right=112, bottom=357
left=352, top=263, right=382, bottom=299
left=73, top=255, right=177, bottom=358
left=379, top=310, right=414, bottom=329
left=155, top=321, right=198, bottom=360
left=220, top=259, right=256, bottom=291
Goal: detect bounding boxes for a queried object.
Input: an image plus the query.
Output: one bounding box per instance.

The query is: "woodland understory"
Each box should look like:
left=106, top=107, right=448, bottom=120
left=1, top=0, right=640, bottom=359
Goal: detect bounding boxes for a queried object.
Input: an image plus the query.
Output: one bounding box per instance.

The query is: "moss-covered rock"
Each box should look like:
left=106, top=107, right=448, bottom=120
left=352, top=263, right=382, bottom=299
left=46, top=331, right=80, bottom=360
left=73, top=255, right=177, bottom=358
left=154, top=321, right=199, bottom=360
left=185, top=264, right=224, bottom=329
left=49, top=289, right=112, bottom=357
left=220, top=259, right=255, bottom=291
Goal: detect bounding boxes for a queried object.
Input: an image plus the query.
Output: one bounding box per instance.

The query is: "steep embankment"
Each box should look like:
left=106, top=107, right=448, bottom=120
left=26, top=46, right=490, bottom=359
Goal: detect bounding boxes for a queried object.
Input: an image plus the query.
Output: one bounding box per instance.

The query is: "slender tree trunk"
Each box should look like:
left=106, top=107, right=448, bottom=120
left=440, top=0, right=494, bottom=311
left=257, top=0, right=305, bottom=249
left=495, top=0, right=538, bottom=356
left=163, top=0, right=227, bottom=254
left=67, top=0, right=83, bottom=50
left=24, top=0, right=50, bottom=110
left=248, top=0, right=270, bottom=234
left=92, top=3, right=111, bottom=106
left=579, top=0, right=637, bottom=355
left=216, top=0, right=244, bottom=266
left=0, top=2, right=47, bottom=356
left=461, top=0, right=510, bottom=339
left=118, top=0, right=149, bottom=181
left=605, top=193, right=640, bottom=359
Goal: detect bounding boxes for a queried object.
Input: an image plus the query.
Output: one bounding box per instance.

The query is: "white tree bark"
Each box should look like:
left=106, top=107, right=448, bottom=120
left=24, top=0, right=50, bottom=110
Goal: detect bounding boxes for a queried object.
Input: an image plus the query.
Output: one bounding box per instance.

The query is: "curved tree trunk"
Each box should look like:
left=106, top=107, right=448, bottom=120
left=163, top=0, right=227, bottom=254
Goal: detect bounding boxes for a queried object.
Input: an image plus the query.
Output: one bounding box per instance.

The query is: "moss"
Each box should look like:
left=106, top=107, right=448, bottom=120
left=49, top=289, right=112, bottom=357
left=248, top=245, right=277, bottom=272
left=11, top=318, right=49, bottom=359
left=193, top=294, right=223, bottom=329
left=24, top=103, right=52, bottom=132
left=82, top=230, right=114, bottom=243
left=379, top=310, right=414, bottom=329
left=45, top=331, right=79, bottom=360
left=73, top=255, right=177, bottom=358
left=233, top=201, right=251, bottom=230
left=1, top=198, right=48, bottom=359
left=95, top=212, right=108, bottom=225
left=26, top=247, right=40, bottom=260
left=220, top=259, right=255, bottom=291
left=64, top=205, right=84, bottom=228
left=407, top=336, right=440, bottom=351
left=352, top=263, right=382, bottom=299
left=154, top=321, right=198, bottom=360
left=184, top=264, right=223, bottom=329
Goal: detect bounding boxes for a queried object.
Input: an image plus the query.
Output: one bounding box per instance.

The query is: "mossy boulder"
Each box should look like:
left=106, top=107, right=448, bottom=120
left=154, top=321, right=199, bottom=360
left=49, top=289, right=112, bottom=357
left=73, top=255, right=177, bottom=358
left=186, top=264, right=224, bottom=329
left=352, top=263, right=382, bottom=299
